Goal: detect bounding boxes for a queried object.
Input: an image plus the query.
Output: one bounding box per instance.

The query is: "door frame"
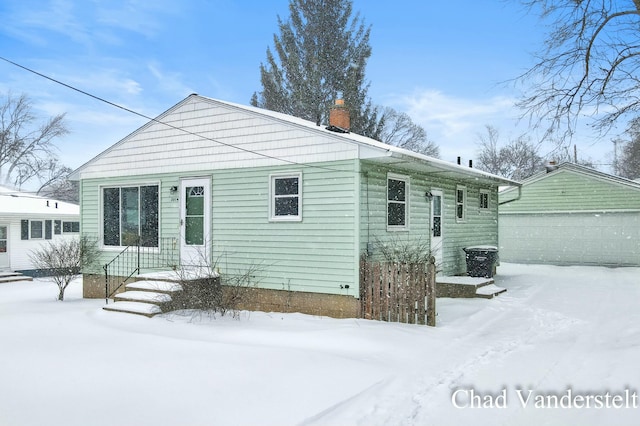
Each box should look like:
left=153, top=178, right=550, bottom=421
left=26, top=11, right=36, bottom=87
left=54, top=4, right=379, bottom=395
left=0, top=224, right=9, bottom=271
left=179, top=177, right=211, bottom=267
left=430, top=189, right=443, bottom=273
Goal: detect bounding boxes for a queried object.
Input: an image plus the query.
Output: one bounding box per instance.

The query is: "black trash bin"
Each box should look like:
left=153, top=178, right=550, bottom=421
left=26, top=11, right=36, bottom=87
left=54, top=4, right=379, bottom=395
left=463, top=246, right=499, bottom=278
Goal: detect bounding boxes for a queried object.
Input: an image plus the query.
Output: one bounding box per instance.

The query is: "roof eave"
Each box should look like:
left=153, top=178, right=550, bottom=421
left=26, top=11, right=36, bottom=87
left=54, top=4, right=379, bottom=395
left=364, top=149, right=521, bottom=187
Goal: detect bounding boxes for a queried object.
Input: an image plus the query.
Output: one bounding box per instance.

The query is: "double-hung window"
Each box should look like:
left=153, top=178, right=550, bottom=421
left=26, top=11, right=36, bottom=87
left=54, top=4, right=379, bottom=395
left=270, top=173, right=302, bottom=221
left=30, top=220, right=44, bottom=239
left=103, top=185, right=159, bottom=247
left=456, top=185, right=466, bottom=222
left=387, top=174, right=409, bottom=230
left=479, top=189, right=490, bottom=211
left=20, top=220, right=52, bottom=240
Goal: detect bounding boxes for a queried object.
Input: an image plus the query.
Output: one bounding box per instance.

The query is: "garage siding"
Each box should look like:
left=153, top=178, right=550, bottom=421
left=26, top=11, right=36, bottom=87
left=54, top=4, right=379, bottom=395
left=499, top=212, right=640, bottom=266
left=499, top=164, right=640, bottom=267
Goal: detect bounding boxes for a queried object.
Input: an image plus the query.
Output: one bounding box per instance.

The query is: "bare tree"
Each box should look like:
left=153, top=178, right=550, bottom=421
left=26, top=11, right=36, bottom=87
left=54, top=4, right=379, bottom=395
left=615, top=118, right=640, bottom=179
left=29, top=236, right=100, bottom=301
left=476, top=125, right=509, bottom=177
left=551, top=144, right=596, bottom=169
left=475, top=125, right=545, bottom=180
left=517, top=1, right=640, bottom=142
left=378, top=107, right=440, bottom=157
left=0, top=92, right=69, bottom=189
left=36, top=161, right=78, bottom=203
left=619, top=138, right=640, bottom=180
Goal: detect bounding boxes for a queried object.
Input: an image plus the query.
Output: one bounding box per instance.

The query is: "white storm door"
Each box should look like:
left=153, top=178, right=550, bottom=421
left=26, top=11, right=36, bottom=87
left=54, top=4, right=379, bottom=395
left=180, top=178, right=211, bottom=267
left=430, top=190, right=443, bottom=273
left=0, top=225, right=8, bottom=270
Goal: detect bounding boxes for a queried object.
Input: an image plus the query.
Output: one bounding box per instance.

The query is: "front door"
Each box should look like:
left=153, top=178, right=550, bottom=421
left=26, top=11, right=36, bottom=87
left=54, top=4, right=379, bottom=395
left=430, top=190, right=443, bottom=273
left=180, top=178, right=211, bottom=267
left=0, top=225, right=8, bottom=270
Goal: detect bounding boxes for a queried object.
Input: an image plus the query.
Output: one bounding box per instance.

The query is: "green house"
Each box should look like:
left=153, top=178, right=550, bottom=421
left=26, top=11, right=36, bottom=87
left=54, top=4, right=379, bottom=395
left=70, top=94, right=518, bottom=316
left=499, top=162, right=640, bottom=266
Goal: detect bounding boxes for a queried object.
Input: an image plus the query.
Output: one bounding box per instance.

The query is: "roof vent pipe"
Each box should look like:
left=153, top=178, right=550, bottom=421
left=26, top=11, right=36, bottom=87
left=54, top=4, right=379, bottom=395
left=469, top=159, right=473, bottom=168
left=457, top=156, right=461, bottom=165
left=46, top=200, right=49, bottom=207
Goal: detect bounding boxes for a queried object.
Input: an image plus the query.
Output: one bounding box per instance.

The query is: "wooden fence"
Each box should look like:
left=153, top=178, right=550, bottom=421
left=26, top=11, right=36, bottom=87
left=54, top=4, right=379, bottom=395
left=359, top=256, right=436, bottom=326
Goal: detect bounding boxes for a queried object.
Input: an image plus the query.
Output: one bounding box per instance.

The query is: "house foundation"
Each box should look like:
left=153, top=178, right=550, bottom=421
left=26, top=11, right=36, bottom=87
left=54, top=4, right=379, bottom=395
left=83, top=274, right=104, bottom=299
left=83, top=272, right=359, bottom=319
left=238, top=287, right=360, bottom=319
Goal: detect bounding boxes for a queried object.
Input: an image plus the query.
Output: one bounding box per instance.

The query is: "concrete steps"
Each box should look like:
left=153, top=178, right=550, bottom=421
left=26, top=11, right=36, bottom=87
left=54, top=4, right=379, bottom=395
left=0, top=272, right=33, bottom=283
left=474, top=283, right=508, bottom=299
left=102, top=279, right=183, bottom=318
left=436, top=276, right=506, bottom=299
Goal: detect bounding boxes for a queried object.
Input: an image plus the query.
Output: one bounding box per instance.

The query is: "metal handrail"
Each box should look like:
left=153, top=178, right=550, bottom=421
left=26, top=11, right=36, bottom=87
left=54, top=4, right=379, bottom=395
left=103, top=237, right=178, bottom=303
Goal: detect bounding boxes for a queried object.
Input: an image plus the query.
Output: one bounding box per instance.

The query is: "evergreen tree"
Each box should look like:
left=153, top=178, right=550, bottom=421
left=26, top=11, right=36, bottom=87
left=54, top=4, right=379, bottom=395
left=252, top=0, right=380, bottom=138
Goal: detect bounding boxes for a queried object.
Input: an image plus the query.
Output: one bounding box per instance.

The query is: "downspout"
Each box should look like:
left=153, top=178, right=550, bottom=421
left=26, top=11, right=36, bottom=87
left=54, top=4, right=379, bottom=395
left=498, top=185, right=522, bottom=205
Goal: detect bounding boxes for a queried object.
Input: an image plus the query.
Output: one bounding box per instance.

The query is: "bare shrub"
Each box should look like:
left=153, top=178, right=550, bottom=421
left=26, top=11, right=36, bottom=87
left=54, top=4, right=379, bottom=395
left=29, top=236, right=99, bottom=301
left=168, top=254, right=262, bottom=319
left=372, top=236, right=433, bottom=264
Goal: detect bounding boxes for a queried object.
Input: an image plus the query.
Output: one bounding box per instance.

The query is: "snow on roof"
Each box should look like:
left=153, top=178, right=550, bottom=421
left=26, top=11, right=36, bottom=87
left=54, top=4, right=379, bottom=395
left=70, top=94, right=520, bottom=187
left=0, top=185, right=79, bottom=216
left=500, top=161, right=640, bottom=194
left=208, top=96, right=521, bottom=187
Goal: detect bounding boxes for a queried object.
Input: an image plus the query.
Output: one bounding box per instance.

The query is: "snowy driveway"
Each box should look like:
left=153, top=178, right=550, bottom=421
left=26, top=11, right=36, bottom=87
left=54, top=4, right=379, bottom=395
left=0, top=263, right=638, bottom=426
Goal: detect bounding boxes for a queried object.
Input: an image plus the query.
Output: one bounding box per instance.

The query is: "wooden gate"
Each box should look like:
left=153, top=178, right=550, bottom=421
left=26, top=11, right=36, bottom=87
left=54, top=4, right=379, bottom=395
left=359, top=256, right=436, bottom=326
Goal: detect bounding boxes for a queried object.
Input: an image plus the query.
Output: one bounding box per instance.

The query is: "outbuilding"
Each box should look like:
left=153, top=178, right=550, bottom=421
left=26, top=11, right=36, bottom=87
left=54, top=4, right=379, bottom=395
left=498, top=162, right=640, bottom=266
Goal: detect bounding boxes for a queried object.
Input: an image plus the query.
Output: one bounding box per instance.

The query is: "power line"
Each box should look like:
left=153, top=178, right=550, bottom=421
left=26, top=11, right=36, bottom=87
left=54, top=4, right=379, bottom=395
left=0, top=56, right=345, bottom=173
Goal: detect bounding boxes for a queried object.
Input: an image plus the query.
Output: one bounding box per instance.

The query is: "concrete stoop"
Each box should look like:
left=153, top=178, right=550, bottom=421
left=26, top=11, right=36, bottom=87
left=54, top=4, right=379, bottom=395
left=0, top=272, right=34, bottom=284
left=102, top=279, right=183, bottom=318
left=436, top=276, right=507, bottom=299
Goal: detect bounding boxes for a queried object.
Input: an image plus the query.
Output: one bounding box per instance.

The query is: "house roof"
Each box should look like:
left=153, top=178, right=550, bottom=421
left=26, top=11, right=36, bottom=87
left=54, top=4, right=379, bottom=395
left=500, top=162, right=640, bottom=195
left=70, top=94, right=520, bottom=188
left=0, top=185, right=79, bottom=217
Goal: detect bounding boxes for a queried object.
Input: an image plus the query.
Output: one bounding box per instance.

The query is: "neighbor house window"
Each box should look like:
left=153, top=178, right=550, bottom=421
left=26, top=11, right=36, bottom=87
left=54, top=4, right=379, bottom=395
left=54, top=220, right=62, bottom=235
left=63, top=221, right=80, bottom=233
left=479, top=190, right=490, bottom=210
left=456, top=186, right=466, bottom=222
left=387, top=174, right=409, bottom=230
left=30, top=220, right=44, bottom=239
left=270, top=173, right=302, bottom=221
left=20, top=220, right=53, bottom=240
left=103, top=185, right=159, bottom=247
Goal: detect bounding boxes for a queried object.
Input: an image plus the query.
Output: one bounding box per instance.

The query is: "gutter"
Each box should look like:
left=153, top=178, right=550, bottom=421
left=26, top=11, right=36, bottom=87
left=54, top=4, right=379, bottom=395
left=498, top=185, right=522, bottom=205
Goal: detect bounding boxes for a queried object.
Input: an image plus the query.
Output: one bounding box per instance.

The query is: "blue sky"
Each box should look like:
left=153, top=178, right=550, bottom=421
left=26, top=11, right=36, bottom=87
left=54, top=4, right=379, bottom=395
left=0, top=0, right=615, bottom=177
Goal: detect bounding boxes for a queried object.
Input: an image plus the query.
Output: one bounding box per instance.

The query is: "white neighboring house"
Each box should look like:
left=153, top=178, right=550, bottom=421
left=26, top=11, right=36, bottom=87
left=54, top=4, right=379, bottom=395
left=0, top=185, right=80, bottom=275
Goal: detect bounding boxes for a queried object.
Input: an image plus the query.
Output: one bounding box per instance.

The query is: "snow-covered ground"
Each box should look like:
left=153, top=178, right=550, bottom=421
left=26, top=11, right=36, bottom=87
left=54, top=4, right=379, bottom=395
left=1, top=263, right=639, bottom=426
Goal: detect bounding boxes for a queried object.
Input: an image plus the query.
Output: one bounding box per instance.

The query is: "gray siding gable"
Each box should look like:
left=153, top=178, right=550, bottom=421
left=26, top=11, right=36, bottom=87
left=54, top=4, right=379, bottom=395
left=71, top=95, right=366, bottom=181
left=71, top=94, right=520, bottom=189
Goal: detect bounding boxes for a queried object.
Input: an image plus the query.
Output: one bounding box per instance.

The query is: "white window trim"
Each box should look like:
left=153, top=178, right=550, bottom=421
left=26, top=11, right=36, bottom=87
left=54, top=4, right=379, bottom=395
left=479, top=189, right=490, bottom=211
left=269, top=172, right=303, bottom=222
left=387, top=173, right=410, bottom=231
left=99, top=182, right=161, bottom=250
left=30, top=220, right=45, bottom=239
left=456, top=185, right=467, bottom=222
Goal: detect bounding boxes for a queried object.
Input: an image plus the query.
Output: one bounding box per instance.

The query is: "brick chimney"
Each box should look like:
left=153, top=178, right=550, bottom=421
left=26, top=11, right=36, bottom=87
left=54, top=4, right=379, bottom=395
left=327, top=99, right=350, bottom=133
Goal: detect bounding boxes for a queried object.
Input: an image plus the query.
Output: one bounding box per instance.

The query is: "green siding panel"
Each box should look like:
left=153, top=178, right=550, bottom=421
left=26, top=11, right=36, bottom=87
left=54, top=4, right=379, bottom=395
left=81, top=161, right=360, bottom=296
left=211, top=160, right=359, bottom=296
left=359, top=161, right=500, bottom=276
left=81, top=157, right=504, bottom=292
left=500, top=169, right=640, bottom=213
